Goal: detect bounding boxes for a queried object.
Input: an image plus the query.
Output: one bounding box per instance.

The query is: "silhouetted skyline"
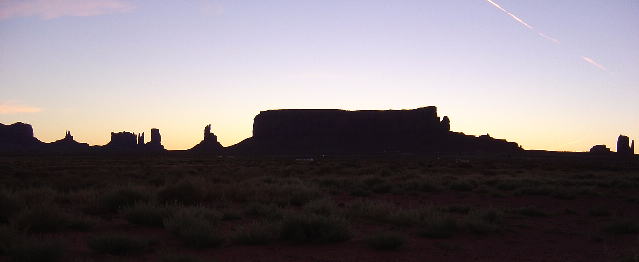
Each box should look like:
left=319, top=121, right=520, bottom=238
left=0, top=1, right=637, bottom=150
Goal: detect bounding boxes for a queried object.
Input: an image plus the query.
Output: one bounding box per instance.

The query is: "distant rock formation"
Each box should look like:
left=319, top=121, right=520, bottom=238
left=189, top=124, right=223, bottom=153
left=441, top=116, right=450, bottom=132
left=49, top=131, right=90, bottom=153
left=150, top=129, right=161, bottom=145
left=589, top=145, right=611, bottom=154
left=137, top=133, right=145, bottom=146
left=145, top=128, right=164, bottom=151
left=228, top=106, right=521, bottom=155
left=0, top=122, right=43, bottom=152
left=105, top=131, right=138, bottom=151
left=617, top=135, right=634, bottom=156
left=104, top=129, right=165, bottom=152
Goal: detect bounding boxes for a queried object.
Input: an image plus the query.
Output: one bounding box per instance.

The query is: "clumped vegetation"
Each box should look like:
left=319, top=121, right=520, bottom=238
left=365, top=232, right=406, bottom=250
left=280, top=213, right=351, bottom=243
left=163, top=206, right=224, bottom=248
left=0, top=155, right=637, bottom=261
left=87, top=235, right=149, bottom=255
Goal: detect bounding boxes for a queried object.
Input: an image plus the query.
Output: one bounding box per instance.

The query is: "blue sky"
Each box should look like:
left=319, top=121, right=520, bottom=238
left=1, top=0, right=638, bottom=151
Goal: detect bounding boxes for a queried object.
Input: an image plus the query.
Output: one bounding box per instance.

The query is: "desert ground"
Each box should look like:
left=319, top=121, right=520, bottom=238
left=0, top=154, right=638, bottom=262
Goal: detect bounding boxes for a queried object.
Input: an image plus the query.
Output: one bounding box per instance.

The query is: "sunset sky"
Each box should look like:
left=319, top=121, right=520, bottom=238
left=1, top=0, right=638, bottom=151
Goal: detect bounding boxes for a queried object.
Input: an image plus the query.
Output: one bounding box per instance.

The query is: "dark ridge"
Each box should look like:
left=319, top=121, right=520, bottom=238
left=227, top=106, right=521, bottom=155
left=189, top=124, right=223, bottom=153
left=0, top=122, right=44, bottom=152
left=1, top=106, right=635, bottom=157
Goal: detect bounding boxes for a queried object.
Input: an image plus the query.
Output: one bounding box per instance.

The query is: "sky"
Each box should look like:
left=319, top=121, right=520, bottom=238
left=1, top=0, right=638, bottom=151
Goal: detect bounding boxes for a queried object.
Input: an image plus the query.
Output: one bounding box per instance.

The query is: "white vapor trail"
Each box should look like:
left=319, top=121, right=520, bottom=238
left=582, top=56, right=607, bottom=71
left=485, top=0, right=534, bottom=30
left=484, top=0, right=611, bottom=72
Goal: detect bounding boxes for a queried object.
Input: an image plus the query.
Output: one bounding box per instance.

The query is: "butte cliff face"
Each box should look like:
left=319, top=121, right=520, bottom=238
left=189, top=124, right=223, bottom=153
left=617, top=135, right=635, bottom=156
left=0, top=122, right=43, bottom=152
left=229, top=106, right=521, bottom=155
left=104, top=129, right=165, bottom=152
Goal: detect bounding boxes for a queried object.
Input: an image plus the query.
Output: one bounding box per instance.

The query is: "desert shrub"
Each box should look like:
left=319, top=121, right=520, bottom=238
left=401, top=179, right=440, bottom=193
left=347, top=201, right=424, bottom=227
left=463, top=209, right=504, bottom=235
left=17, top=188, right=57, bottom=207
left=510, top=207, right=547, bottom=217
left=286, top=186, right=321, bottom=206
left=8, top=238, right=64, bottom=262
left=221, top=210, right=242, bottom=221
left=243, top=203, right=282, bottom=220
left=97, top=187, right=149, bottom=213
left=280, top=214, right=350, bottom=243
left=87, top=235, right=148, bottom=255
left=441, top=205, right=471, bottom=214
left=0, top=226, right=19, bottom=255
left=157, top=181, right=204, bottom=205
left=365, top=232, right=406, bottom=250
left=164, top=206, right=223, bottom=248
left=12, top=206, right=69, bottom=233
left=589, top=208, right=611, bottom=217
left=232, top=221, right=279, bottom=245
left=122, top=202, right=170, bottom=227
left=349, top=187, right=372, bottom=197
left=604, top=220, right=639, bottom=235
left=303, top=199, right=338, bottom=216
left=0, top=192, right=21, bottom=223
left=418, top=214, right=458, bottom=239
left=448, top=180, right=477, bottom=191
left=161, top=254, right=201, bottom=262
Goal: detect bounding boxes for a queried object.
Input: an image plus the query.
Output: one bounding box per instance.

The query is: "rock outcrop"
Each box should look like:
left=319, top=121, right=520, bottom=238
left=617, top=135, right=634, bottom=156
left=589, top=145, right=611, bottom=154
left=229, top=106, right=521, bottom=155
left=145, top=128, right=164, bottom=151
left=137, top=133, right=145, bottom=146
left=49, top=131, right=90, bottom=153
left=105, top=132, right=138, bottom=151
left=104, top=129, right=165, bottom=152
left=0, top=122, right=43, bottom=152
left=189, top=124, right=223, bottom=153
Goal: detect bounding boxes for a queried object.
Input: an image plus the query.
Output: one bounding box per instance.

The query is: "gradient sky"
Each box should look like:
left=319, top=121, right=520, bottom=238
left=1, top=0, right=638, bottom=151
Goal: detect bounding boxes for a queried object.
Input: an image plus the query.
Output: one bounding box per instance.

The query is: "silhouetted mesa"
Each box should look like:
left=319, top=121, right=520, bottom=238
left=589, top=145, right=611, bottom=154
left=0, top=122, right=43, bottom=152
left=617, top=135, right=635, bottom=156
left=106, top=131, right=138, bottom=150
left=189, top=124, right=223, bottom=153
left=105, top=129, right=165, bottom=152
left=229, top=106, right=521, bottom=155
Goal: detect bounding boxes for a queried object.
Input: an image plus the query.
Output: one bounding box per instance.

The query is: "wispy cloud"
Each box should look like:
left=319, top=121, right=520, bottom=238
left=582, top=56, right=607, bottom=72
left=0, top=102, right=42, bottom=114
left=0, top=0, right=134, bottom=20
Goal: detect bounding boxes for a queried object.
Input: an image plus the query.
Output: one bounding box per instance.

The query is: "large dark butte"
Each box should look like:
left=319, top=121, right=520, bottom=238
left=228, top=106, right=521, bottom=155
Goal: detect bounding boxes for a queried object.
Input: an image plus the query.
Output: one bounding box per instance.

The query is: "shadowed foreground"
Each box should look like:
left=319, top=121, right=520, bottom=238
left=0, top=154, right=638, bottom=261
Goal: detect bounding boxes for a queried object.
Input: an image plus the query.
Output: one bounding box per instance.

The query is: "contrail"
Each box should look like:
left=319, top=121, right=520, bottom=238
left=484, top=0, right=611, bottom=72
left=485, top=0, right=534, bottom=30
left=537, top=32, right=560, bottom=44
left=582, top=56, right=607, bottom=71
